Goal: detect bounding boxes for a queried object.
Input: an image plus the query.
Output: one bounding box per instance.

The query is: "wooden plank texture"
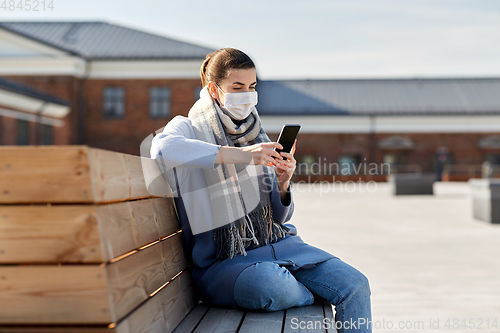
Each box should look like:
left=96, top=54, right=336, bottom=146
left=238, top=310, right=284, bottom=333
left=0, top=197, right=179, bottom=264
left=0, top=265, right=111, bottom=324
left=0, top=205, right=103, bottom=264
left=193, top=307, right=244, bottom=333
left=0, top=326, right=111, bottom=332
left=115, top=271, right=197, bottom=333
left=172, top=303, right=209, bottom=333
left=161, top=272, right=198, bottom=333
left=0, top=146, right=171, bottom=204
left=107, top=232, right=188, bottom=323
left=96, top=197, right=179, bottom=262
left=0, top=233, right=187, bottom=325
left=88, top=147, right=170, bottom=203
left=0, top=146, right=94, bottom=203
left=283, top=300, right=327, bottom=333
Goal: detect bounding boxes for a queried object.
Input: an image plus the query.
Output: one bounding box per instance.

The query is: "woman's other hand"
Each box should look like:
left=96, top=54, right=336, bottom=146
left=215, top=142, right=283, bottom=165
left=275, top=140, right=297, bottom=193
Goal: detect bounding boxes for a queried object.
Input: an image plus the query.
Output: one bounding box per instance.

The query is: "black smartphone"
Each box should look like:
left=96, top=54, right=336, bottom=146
left=274, top=124, right=301, bottom=160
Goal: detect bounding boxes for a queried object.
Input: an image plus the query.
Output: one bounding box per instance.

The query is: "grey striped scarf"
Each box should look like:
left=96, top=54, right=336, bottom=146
left=188, top=87, right=288, bottom=259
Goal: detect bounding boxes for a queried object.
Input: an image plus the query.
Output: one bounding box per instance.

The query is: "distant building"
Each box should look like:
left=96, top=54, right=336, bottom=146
left=1, top=22, right=499, bottom=181
left=0, top=21, right=212, bottom=154
left=257, top=79, right=500, bottom=181
left=0, top=76, right=70, bottom=145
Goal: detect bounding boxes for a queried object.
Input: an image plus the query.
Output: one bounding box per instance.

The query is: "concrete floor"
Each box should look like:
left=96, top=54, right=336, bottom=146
left=289, top=181, right=500, bottom=333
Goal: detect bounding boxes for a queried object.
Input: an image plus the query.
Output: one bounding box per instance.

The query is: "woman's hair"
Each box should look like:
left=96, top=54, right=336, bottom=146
left=200, top=48, right=255, bottom=87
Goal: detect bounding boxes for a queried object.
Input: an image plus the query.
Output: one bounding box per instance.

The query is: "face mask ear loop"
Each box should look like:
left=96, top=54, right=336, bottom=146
left=213, top=82, right=226, bottom=107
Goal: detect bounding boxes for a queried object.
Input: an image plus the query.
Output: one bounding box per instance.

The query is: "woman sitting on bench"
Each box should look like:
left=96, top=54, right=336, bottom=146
left=151, top=48, right=372, bottom=333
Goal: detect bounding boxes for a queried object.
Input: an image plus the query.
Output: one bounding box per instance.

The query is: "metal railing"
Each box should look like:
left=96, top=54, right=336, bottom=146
left=442, top=164, right=500, bottom=179
left=382, top=164, right=422, bottom=175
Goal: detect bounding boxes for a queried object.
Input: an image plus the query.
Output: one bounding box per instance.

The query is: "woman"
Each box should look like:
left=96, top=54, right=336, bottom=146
left=150, top=48, right=372, bottom=333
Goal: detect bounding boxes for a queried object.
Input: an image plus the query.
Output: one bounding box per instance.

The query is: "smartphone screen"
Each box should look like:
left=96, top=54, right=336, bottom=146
left=275, top=124, right=301, bottom=159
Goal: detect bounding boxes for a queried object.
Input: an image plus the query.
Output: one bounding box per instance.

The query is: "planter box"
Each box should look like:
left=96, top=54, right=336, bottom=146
left=469, top=178, right=500, bottom=224
left=388, top=173, right=435, bottom=195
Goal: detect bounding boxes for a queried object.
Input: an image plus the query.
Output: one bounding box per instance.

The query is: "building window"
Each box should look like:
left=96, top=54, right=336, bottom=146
left=42, top=124, right=52, bottom=145
left=383, top=152, right=411, bottom=174
left=17, top=119, right=30, bottom=145
left=296, top=154, right=316, bottom=175
left=103, top=87, right=125, bottom=118
left=149, top=87, right=171, bottom=118
left=338, top=154, right=361, bottom=175
left=484, top=153, right=500, bottom=165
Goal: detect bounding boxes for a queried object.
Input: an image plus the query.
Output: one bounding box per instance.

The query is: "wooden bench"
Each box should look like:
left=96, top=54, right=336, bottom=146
left=0, top=145, right=336, bottom=333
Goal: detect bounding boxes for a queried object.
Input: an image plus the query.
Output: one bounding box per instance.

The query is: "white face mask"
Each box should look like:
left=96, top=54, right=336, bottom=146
left=214, top=82, right=258, bottom=120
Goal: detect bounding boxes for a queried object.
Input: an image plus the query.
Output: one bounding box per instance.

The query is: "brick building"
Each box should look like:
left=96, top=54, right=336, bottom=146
left=257, top=79, right=500, bottom=181
left=1, top=21, right=499, bottom=181
left=0, top=21, right=212, bottom=155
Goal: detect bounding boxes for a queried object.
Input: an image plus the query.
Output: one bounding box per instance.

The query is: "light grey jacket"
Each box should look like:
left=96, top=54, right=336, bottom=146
left=150, top=115, right=335, bottom=309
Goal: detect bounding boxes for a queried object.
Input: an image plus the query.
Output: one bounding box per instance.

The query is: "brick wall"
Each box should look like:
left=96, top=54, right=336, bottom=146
left=2, top=76, right=202, bottom=155
left=268, top=131, right=500, bottom=175
left=83, top=78, right=202, bottom=155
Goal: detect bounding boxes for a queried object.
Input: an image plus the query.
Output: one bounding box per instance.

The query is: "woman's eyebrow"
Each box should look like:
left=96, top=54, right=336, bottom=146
left=232, top=81, right=257, bottom=85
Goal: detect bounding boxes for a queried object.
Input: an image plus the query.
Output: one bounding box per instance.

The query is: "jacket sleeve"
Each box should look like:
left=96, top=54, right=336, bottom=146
left=150, top=115, right=221, bottom=170
left=270, top=175, right=294, bottom=224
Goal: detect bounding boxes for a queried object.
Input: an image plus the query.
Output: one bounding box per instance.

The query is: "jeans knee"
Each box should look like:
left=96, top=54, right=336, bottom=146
left=234, top=262, right=313, bottom=311
left=351, top=270, right=371, bottom=297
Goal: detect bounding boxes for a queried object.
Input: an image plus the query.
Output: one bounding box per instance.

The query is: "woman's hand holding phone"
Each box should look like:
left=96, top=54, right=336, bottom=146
left=274, top=139, right=297, bottom=195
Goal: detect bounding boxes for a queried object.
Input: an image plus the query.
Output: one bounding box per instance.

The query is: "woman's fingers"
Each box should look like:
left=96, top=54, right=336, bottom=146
left=261, top=142, right=283, bottom=150
left=280, top=151, right=296, bottom=163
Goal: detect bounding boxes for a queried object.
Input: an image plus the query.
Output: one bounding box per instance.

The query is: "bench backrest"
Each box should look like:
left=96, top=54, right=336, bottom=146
left=0, top=145, right=197, bottom=332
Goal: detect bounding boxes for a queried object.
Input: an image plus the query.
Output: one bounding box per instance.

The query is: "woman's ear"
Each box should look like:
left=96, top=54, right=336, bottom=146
left=207, top=81, right=219, bottom=99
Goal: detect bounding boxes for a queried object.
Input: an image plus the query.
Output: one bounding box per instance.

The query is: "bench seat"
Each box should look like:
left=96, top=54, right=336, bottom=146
left=174, top=298, right=337, bottom=333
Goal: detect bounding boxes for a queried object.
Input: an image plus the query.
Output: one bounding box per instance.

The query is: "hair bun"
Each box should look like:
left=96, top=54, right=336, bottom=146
left=199, top=48, right=254, bottom=88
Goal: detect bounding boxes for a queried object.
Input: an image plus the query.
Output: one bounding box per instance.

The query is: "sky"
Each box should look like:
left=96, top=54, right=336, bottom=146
left=2, top=0, right=500, bottom=80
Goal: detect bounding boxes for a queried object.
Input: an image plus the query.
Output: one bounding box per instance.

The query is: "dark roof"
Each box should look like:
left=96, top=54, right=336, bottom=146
left=0, top=76, right=69, bottom=106
left=257, top=78, right=500, bottom=116
left=0, top=21, right=214, bottom=60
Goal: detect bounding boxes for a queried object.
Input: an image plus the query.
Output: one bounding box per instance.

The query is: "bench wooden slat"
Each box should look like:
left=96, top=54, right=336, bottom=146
left=0, top=197, right=179, bottom=264
left=107, top=232, right=187, bottom=323
left=0, top=326, right=110, bottom=332
left=0, top=146, right=171, bottom=204
left=97, top=197, right=178, bottom=262
left=115, top=270, right=197, bottom=333
left=0, top=232, right=187, bottom=324
left=0, top=265, right=111, bottom=324
left=238, top=310, right=284, bottom=333
left=0, top=204, right=103, bottom=264
left=283, top=300, right=327, bottom=333
left=161, top=273, right=199, bottom=333
left=193, top=307, right=245, bottom=333
left=172, top=303, right=209, bottom=333
left=323, top=300, right=337, bottom=333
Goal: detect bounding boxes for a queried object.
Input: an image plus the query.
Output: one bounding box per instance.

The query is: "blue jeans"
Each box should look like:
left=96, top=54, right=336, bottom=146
left=233, top=257, right=372, bottom=333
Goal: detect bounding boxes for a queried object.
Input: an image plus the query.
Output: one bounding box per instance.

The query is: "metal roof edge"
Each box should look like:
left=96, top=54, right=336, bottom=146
left=0, top=76, right=70, bottom=106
